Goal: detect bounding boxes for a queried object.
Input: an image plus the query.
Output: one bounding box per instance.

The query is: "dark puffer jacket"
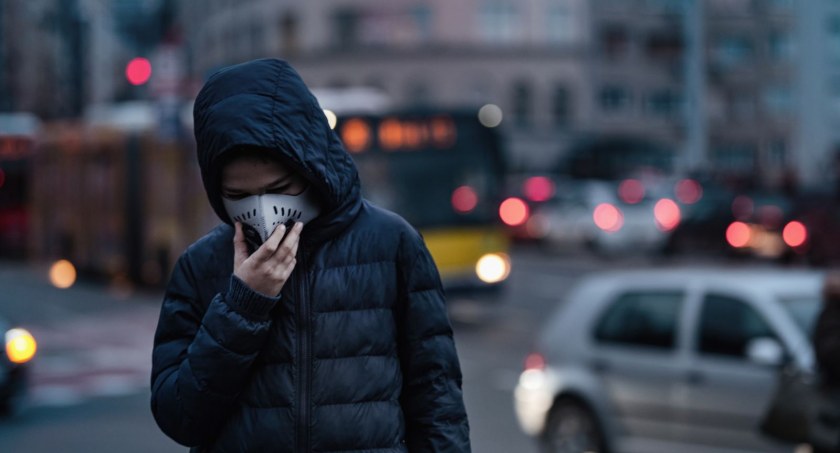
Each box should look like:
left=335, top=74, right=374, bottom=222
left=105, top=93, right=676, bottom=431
left=150, top=59, right=470, bottom=452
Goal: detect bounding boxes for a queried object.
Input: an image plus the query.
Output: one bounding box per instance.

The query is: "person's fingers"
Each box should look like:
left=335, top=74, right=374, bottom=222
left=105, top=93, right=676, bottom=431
left=281, top=222, right=304, bottom=249
left=279, top=259, right=296, bottom=281
left=253, top=224, right=286, bottom=262
left=233, top=222, right=249, bottom=266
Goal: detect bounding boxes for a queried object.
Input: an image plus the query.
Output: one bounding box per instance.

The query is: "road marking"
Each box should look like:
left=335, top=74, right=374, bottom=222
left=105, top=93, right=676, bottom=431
left=26, top=306, right=158, bottom=408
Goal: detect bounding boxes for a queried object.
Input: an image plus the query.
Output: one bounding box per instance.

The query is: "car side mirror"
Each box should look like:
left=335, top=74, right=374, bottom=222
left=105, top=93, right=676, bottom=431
left=746, top=337, right=785, bottom=367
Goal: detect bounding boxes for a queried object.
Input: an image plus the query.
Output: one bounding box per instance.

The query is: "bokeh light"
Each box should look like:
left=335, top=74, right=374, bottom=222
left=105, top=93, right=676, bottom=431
left=783, top=221, right=807, bottom=248
left=675, top=179, right=703, bottom=204
left=340, top=118, right=371, bottom=153
left=618, top=179, right=645, bottom=204
left=524, top=352, right=545, bottom=370
left=49, top=259, right=77, bottom=289
left=452, top=185, right=479, bottom=213
left=0, top=167, right=5, bottom=189
left=522, top=176, right=555, bottom=203
left=732, top=196, right=754, bottom=220
left=500, top=197, right=529, bottom=226
left=525, top=213, right=550, bottom=239
left=593, top=203, right=623, bottom=232
left=478, top=104, right=503, bottom=128
left=654, top=198, right=681, bottom=231
left=727, top=222, right=752, bottom=248
left=5, top=328, right=37, bottom=364
left=323, top=109, right=337, bottom=129
left=475, top=253, right=511, bottom=284
left=125, top=57, right=152, bottom=86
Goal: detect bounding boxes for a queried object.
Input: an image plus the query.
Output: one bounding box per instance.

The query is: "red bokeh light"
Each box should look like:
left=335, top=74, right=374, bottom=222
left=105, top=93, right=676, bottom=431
left=451, top=185, right=479, bottom=213
left=654, top=199, right=681, bottom=231
left=732, top=196, right=754, bottom=220
left=727, top=222, right=752, bottom=248
left=524, top=353, right=546, bottom=371
left=618, top=179, right=645, bottom=204
left=126, top=57, right=152, bottom=86
left=0, top=167, right=5, bottom=189
left=593, top=203, right=624, bottom=232
left=758, top=205, right=784, bottom=229
left=675, top=179, right=703, bottom=204
left=522, top=176, right=555, bottom=203
left=499, top=197, right=529, bottom=226
left=783, top=221, right=807, bottom=248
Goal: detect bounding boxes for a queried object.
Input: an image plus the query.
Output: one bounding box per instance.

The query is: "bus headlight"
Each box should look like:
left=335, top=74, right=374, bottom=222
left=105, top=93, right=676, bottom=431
left=475, top=253, right=511, bottom=284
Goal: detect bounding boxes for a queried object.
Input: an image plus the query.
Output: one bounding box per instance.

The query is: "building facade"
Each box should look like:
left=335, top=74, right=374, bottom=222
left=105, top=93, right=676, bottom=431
left=178, top=0, right=592, bottom=170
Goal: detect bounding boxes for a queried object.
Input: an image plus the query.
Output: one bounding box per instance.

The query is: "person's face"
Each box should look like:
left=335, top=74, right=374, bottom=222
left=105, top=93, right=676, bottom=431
left=221, top=156, right=307, bottom=200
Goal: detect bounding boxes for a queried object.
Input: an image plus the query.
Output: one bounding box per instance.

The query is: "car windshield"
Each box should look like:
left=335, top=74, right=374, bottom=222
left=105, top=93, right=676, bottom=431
left=778, top=296, right=821, bottom=335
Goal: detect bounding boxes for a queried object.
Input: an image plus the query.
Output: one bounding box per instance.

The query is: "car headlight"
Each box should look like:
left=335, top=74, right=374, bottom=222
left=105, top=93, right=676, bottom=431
left=5, top=328, right=37, bottom=364
left=475, top=253, right=511, bottom=284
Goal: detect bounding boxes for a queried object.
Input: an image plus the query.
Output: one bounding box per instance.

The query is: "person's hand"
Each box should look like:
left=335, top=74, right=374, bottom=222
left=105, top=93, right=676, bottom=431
left=233, top=221, right=303, bottom=296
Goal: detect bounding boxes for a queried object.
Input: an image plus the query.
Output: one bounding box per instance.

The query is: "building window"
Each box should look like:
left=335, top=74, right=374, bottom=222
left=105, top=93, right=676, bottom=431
left=828, top=16, right=840, bottom=62
left=553, top=85, right=571, bottom=125
left=599, top=86, right=632, bottom=112
left=280, top=12, right=300, bottom=56
left=768, top=31, right=794, bottom=62
left=712, top=142, right=757, bottom=173
left=600, top=25, right=630, bottom=59
left=332, top=8, right=360, bottom=49
left=647, top=90, right=682, bottom=117
left=249, top=21, right=264, bottom=56
left=711, top=35, right=753, bottom=68
left=829, top=78, right=840, bottom=115
left=763, top=85, right=793, bottom=116
left=767, top=140, right=787, bottom=167
left=646, top=30, right=683, bottom=62
left=644, top=0, right=685, bottom=14
left=478, top=1, right=520, bottom=43
left=729, top=91, right=756, bottom=120
left=411, top=5, right=433, bottom=42
left=512, top=80, right=532, bottom=126
left=546, top=4, right=576, bottom=44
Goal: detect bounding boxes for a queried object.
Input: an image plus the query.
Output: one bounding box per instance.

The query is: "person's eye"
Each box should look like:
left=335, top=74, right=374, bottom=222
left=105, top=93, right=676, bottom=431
left=223, top=192, right=248, bottom=200
left=267, top=185, right=289, bottom=194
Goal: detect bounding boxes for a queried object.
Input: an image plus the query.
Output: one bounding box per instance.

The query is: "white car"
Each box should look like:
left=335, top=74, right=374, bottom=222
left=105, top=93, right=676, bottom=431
left=514, top=268, right=821, bottom=453
left=535, top=180, right=671, bottom=255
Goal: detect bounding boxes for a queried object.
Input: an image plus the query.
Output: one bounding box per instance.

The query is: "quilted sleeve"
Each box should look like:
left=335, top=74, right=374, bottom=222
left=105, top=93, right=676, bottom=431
left=150, top=253, right=280, bottom=447
left=397, top=228, right=471, bottom=452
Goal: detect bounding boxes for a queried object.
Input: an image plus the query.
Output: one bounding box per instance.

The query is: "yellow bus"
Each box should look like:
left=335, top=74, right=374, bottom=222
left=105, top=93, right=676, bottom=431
left=334, top=109, right=511, bottom=291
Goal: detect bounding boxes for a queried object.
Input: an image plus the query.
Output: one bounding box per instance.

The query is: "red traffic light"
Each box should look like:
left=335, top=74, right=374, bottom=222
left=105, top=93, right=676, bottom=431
left=126, top=57, right=152, bottom=86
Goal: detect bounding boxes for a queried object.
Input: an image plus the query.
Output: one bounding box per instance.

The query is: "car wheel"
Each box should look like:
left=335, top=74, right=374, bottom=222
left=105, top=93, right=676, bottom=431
left=540, top=398, right=606, bottom=453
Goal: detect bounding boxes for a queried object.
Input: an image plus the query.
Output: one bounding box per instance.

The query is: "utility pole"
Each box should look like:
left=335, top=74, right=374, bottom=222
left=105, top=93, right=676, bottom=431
left=683, top=0, right=707, bottom=173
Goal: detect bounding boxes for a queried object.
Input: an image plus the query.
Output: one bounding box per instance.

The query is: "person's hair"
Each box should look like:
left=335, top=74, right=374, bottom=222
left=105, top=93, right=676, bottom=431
left=217, top=146, right=280, bottom=169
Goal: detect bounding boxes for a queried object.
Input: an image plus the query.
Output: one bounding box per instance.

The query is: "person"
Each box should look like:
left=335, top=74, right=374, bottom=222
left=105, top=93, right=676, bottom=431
left=150, top=58, right=471, bottom=452
left=812, top=271, right=840, bottom=452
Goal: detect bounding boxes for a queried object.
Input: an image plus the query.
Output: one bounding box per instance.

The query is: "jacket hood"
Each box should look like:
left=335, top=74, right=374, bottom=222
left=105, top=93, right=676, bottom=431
left=193, top=58, right=361, bottom=241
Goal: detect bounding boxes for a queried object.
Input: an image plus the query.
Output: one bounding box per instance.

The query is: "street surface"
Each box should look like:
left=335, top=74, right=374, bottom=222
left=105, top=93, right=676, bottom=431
left=0, top=247, right=712, bottom=452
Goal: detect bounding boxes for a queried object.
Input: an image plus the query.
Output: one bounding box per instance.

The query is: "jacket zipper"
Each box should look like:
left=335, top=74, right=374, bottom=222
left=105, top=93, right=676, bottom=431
left=297, top=248, right=311, bottom=452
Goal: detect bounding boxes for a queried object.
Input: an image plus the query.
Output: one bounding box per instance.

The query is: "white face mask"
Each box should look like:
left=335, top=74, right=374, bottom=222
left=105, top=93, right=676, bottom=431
left=223, top=186, right=322, bottom=248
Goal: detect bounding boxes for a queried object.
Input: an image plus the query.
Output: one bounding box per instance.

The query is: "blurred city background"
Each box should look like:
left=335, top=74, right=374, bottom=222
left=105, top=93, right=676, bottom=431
left=0, top=0, right=835, bottom=452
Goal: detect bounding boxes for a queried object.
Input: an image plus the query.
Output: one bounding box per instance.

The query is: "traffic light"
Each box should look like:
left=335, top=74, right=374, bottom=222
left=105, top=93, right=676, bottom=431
left=125, top=57, right=152, bottom=86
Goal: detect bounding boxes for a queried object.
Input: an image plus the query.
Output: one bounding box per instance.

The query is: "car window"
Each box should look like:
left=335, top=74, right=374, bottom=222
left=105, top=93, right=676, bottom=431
left=778, top=296, right=820, bottom=336
left=697, top=294, right=776, bottom=358
left=594, top=291, right=684, bottom=350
